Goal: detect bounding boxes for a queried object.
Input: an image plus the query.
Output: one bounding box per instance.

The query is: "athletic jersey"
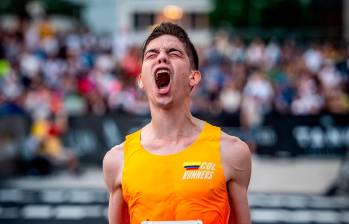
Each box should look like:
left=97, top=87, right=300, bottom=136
left=122, top=122, right=230, bottom=224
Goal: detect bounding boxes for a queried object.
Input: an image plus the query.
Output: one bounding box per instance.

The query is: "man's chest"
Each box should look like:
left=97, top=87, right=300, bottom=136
left=123, top=158, right=225, bottom=200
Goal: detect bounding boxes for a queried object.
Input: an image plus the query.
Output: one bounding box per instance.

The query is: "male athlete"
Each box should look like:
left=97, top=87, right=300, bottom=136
left=103, top=22, right=251, bottom=224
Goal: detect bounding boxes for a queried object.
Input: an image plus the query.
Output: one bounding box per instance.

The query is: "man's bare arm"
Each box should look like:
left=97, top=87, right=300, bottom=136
left=221, top=133, right=252, bottom=224
left=103, top=143, right=130, bottom=224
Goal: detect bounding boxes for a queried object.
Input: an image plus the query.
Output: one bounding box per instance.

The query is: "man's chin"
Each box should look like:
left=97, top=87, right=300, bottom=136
left=151, top=98, right=174, bottom=110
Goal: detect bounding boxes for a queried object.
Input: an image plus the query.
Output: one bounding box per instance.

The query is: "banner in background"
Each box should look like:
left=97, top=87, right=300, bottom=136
left=257, top=113, right=349, bottom=156
left=1, top=113, right=348, bottom=165
left=0, top=116, right=30, bottom=175
left=62, top=113, right=348, bottom=163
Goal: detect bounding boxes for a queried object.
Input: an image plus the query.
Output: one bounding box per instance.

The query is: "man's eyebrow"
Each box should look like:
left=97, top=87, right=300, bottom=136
left=168, top=48, right=184, bottom=54
left=144, top=48, right=159, bottom=55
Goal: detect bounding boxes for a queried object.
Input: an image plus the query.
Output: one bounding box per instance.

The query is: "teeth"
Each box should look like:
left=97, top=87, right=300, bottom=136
left=156, top=69, right=169, bottom=75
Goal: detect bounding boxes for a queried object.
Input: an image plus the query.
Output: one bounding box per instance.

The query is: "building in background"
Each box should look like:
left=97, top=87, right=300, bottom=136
left=70, top=0, right=213, bottom=45
left=1, top=0, right=347, bottom=43
left=71, top=0, right=347, bottom=44
left=116, top=0, right=212, bottom=45
left=69, top=0, right=117, bottom=34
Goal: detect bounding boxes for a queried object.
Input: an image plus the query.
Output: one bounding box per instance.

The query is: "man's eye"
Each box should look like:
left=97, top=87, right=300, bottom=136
left=146, top=53, right=156, bottom=59
left=169, top=52, right=181, bottom=57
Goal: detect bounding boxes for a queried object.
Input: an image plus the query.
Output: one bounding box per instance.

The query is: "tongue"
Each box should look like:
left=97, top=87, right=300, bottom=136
left=155, top=72, right=171, bottom=95
left=158, top=84, right=171, bottom=95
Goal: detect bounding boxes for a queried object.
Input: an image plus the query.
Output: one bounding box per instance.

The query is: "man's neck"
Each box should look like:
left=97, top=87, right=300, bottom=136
left=146, top=103, right=202, bottom=142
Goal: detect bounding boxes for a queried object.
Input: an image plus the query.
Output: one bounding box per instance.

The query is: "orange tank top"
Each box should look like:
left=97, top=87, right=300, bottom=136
left=122, top=122, right=230, bottom=224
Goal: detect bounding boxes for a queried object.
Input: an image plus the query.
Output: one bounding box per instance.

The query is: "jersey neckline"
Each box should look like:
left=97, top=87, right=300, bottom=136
left=136, top=122, right=208, bottom=158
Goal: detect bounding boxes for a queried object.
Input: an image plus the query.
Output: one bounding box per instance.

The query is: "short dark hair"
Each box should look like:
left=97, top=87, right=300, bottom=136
left=142, top=22, right=199, bottom=70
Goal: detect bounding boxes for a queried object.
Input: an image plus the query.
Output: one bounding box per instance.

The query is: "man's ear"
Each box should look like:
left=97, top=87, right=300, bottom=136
left=137, top=74, right=144, bottom=89
left=189, top=70, right=201, bottom=89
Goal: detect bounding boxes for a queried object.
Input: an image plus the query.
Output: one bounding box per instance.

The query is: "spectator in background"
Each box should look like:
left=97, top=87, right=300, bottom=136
left=241, top=70, right=274, bottom=128
left=318, top=60, right=342, bottom=91
left=229, top=37, right=245, bottom=63
left=272, top=65, right=296, bottom=114
left=23, top=78, right=52, bottom=120
left=303, top=43, right=324, bottom=74
left=246, top=38, right=265, bottom=68
left=291, top=74, right=324, bottom=115
left=220, top=80, right=242, bottom=113
left=24, top=113, right=79, bottom=175
left=0, top=17, right=348, bottom=132
left=121, top=46, right=141, bottom=81
left=201, top=58, right=229, bottom=114
left=264, top=39, right=281, bottom=69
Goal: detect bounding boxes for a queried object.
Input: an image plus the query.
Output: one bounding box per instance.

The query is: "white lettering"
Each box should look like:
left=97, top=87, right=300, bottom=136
left=182, top=171, right=190, bottom=180
left=205, top=171, right=213, bottom=179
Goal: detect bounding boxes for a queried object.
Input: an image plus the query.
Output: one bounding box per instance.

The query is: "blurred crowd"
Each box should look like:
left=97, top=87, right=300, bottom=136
left=0, top=19, right=349, bottom=127
left=198, top=33, right=349, bottom=129
left=0, top=18, right=349, bottom=174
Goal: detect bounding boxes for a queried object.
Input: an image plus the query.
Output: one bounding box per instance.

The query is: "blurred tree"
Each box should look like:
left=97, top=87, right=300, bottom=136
left=209, top=0, right=310, bottom=28
left=209, top=0, right=342, bottom=39
left=209, top=0, right=244, bottom=27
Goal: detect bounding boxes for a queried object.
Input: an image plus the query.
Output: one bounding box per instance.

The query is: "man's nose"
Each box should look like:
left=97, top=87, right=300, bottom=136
left=157, top=51, right=168, bottom=64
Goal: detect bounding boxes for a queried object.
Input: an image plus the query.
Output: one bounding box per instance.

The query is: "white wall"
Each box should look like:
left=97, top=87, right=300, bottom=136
left=117, top=0, right=213, bottom=45
left=69, top=0, right=118, bottom=34
left=117, top=0, right=212, bottom=31
left=67, top=0, right=213, bottom=45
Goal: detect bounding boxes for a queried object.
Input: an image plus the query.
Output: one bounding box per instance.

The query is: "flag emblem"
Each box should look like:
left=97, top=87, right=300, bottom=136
left=183, top=162, right=201, bottom=170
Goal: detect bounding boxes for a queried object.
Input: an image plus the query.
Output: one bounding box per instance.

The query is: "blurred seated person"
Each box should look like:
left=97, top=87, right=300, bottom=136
left=23, top=114, right=79, bottom=175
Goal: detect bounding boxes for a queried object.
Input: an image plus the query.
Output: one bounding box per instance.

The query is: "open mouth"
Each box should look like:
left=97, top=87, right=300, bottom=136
left=155, top=69, right=171, bottom=89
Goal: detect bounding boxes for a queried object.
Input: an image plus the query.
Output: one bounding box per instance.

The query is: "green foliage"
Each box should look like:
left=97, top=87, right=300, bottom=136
left=209, top=0, right=311, bottom=28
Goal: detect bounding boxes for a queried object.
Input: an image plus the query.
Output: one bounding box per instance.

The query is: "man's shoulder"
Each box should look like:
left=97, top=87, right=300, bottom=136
left=105, top=142, right=125, bottom=157
left=103, top=143, right=125, bottom=191
left=103, top=143, right=125, bottom=173
left=220, top=131, right=251, bottom=171
left=220, top=131, right=250, bottom=154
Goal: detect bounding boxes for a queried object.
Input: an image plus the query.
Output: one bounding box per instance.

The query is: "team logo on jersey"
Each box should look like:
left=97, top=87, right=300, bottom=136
left=183, top=162, right=201, bottom=170
left=182, top=161, right=215, bottom=180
